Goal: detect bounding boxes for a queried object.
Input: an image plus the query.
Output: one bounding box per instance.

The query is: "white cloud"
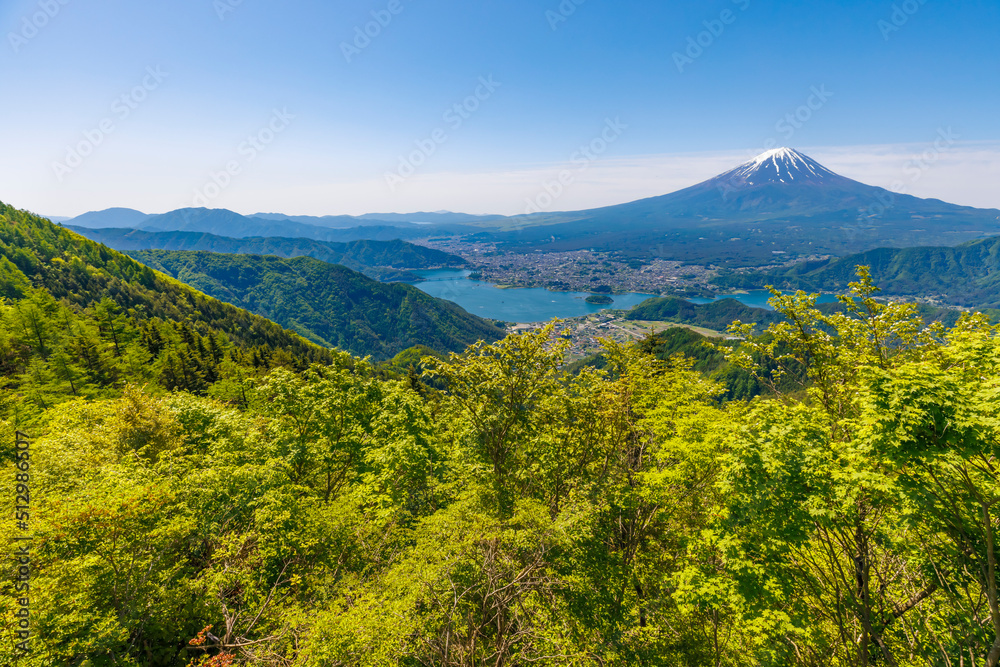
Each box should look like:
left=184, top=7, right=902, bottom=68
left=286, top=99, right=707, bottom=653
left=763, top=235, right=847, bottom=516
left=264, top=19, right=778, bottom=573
left=808, top=142, right=1000, bottom=210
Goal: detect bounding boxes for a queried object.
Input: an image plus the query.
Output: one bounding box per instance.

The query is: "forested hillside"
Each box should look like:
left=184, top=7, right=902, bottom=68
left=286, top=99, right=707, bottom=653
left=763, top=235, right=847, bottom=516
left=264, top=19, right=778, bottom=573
left=4, top=202, right=1000, bottom=665
left=0, top=204, right=336, bottom=360
left=624, top=292, right=976, bottom=331
left=70, top=227, right=466, bottom=282
left=625, top=295, right=785, bottom=329
left=129, top=249, right=503, bottom=360
left=713, top=235, right=1000, bottom=308
left=0, top=203, right=351, bottom=424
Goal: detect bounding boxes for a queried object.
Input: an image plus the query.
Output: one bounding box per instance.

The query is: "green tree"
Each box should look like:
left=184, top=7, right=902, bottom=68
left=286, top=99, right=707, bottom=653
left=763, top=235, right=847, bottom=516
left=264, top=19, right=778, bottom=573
left=425, top=323, right=569, bottom=517
left=860, top=312, right=1000, bottom=662
left=720, top=268, right=951, bottom=665
left=257, top=362, right=381, bottom=503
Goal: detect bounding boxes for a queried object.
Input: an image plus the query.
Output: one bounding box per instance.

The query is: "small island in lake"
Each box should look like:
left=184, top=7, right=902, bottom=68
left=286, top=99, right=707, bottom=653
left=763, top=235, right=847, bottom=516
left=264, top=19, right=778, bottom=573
left=585, top=294, right=614, bottom=305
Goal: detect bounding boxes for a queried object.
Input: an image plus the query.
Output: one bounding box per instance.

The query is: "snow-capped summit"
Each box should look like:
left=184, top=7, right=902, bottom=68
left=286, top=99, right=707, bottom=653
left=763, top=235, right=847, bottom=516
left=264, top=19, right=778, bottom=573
left=593, top=146, right=881, bottom=223
left=722, top=147, right=839, bottom=186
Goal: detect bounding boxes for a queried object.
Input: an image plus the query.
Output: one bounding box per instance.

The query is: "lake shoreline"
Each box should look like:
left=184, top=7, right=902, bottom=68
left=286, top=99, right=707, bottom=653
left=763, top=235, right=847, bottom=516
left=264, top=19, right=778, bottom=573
left=411, top=270, right=840, bottom=322
left=410, top=269, right=659, bottom=322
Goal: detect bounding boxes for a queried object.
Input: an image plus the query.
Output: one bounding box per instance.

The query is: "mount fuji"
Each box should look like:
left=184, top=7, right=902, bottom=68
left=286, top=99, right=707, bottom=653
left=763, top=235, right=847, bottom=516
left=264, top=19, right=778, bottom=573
left=717, top=147, right=843, bottom=186
left=492, top=148, right=1000, bottom=264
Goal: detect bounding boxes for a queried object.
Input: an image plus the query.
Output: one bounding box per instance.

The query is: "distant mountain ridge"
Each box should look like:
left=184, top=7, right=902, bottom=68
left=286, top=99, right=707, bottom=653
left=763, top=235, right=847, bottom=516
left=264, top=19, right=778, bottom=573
left=251, top=212, right=380, bottom=228
left=355, top=211, right=508, bottom=225
left=138, top=208, right=434, bottom=241
left=254, top=211, right=506, bottom=227
left=66, top=207, right=151, bottom=229
left=62, top=207, right=485, bottom=242
left=68, top=227, right=467, bottom=282
left=129, top=249, right=504, bottom=360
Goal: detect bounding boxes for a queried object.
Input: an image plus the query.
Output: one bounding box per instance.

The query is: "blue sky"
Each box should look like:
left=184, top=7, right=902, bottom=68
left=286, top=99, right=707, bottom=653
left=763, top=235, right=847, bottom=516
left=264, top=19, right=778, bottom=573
left=2, top=0, right=998, bottom=216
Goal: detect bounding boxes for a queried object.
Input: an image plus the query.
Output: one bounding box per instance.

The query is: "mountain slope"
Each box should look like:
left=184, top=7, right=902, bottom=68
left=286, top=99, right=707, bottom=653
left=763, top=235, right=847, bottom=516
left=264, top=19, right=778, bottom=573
left=714, top=235, right=1000, bottom=309
left=491, top=148, right=1000, bottom=264
left=624, top=296, right=785, bottom=330
left=63, top=207, right=150, bottom=229
left=67, top=227, right=467, bottom=282
left=0, top=202, right=337, bottom=363
left=129, top=249, right=504, bottom=360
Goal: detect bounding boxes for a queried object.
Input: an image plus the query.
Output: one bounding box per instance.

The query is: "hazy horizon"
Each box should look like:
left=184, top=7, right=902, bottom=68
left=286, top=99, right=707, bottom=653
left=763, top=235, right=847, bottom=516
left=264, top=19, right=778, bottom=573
left=32, top=142, right=1000, bottom=220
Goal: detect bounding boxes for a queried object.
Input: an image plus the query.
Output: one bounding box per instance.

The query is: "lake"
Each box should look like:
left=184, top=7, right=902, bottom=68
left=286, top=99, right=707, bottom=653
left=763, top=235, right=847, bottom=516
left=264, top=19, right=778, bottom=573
left=411, top=270, right=657, bottom=322
left=411, top=271, right=839, bottom=321
left=687, top=290, right=840, bottom=311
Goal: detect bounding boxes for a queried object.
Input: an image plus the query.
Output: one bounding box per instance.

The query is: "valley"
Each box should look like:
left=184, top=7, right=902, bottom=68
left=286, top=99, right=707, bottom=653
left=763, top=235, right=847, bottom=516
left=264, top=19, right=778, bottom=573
left=128, top=249, right=504, bottom=360
left=511, top=313, right=730, bottom=363
left=428, top=246, right=722, bottom=295
left=421, top=239, right=836, bottom=298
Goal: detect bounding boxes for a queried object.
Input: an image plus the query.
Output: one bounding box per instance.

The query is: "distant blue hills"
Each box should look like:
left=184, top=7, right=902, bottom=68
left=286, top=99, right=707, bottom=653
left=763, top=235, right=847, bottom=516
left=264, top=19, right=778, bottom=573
left=61, top=207, right=476, bottom=242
